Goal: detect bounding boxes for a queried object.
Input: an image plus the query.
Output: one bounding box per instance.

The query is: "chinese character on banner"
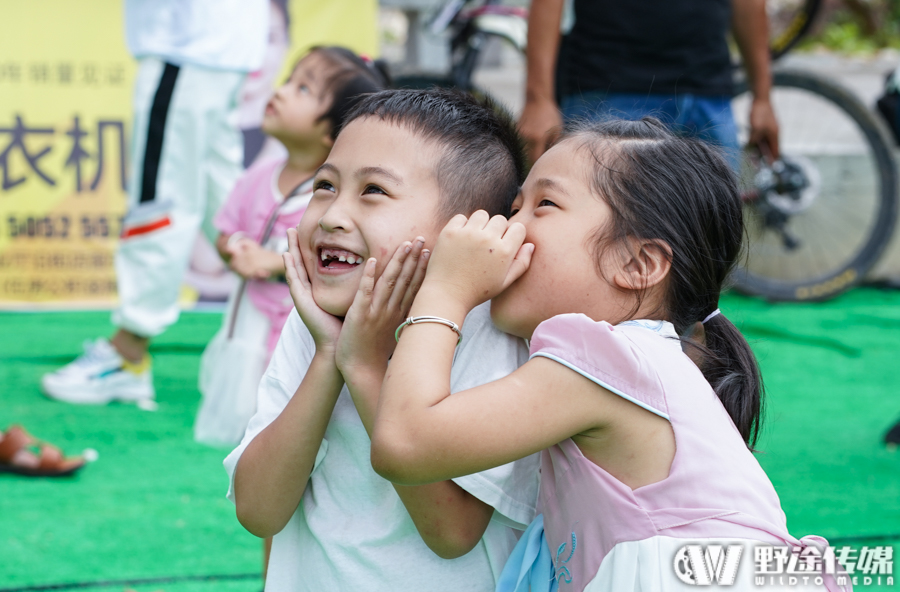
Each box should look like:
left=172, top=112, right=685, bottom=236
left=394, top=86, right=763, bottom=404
left=0, top=114, right=127, bottom=194
left=0, top=114, right=55, bottom=190
left=29, top=62, right=50, bottom=83
left=64, top=116, right=127, bottom=193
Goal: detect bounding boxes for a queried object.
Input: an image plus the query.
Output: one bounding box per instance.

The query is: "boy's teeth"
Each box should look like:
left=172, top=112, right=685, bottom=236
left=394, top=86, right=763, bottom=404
left=319, top=249, right=364, bottom=265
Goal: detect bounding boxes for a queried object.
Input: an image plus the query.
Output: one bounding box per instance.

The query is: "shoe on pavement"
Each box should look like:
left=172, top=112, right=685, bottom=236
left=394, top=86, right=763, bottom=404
left=41, top=338, right=155, bottom=405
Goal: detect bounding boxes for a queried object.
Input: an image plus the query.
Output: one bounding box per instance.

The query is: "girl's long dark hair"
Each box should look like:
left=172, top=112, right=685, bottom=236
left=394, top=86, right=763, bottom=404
left=567, top=117, right=763, bottom=448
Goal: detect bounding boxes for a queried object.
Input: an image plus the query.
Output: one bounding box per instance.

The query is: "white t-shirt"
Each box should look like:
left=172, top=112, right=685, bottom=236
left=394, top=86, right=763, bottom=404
left=125, top=0, right=268, bottom=72
left=224, top=303, right=540, bottom=592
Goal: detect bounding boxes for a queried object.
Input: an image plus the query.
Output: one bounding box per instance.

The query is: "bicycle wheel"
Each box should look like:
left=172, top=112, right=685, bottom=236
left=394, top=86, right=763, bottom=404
left=731, top=69, right=898, bottom=301
left=394, top=28, right=526, bottom=115
left=767, top=0, right=822, bottom=60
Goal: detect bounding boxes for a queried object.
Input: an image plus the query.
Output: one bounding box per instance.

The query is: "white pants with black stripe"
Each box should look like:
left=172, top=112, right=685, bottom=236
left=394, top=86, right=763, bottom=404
left=113, top=57, right=244, bottom=338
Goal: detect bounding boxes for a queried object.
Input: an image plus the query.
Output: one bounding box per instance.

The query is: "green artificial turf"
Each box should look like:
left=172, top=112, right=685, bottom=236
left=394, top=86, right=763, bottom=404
left=2, top=289, right=900, bottom=590
left=0, top=310, right=262, bottom=591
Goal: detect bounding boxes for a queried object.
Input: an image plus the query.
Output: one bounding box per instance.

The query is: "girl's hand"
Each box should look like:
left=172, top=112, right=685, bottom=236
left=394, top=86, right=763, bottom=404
left=336, top=238, right=429, bottom=373
left=423, top=211, right=533, bottom=311
left=283, top=227, right=343, bottom=353
left=229, top=240, right=273, bottom=280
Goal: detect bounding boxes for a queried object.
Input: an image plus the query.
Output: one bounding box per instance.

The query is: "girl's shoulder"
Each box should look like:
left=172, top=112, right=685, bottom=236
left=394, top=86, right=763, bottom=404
left=529, top=314, right=681, bottom=359
left=529, top=314, right=685, bottom=420
left=227, top=157, right=284, bottom=198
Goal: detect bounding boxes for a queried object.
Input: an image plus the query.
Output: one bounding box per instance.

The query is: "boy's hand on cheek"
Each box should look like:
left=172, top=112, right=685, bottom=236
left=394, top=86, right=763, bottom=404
left=336, top=238, right=429, bottom=375
left=284, top=227, right=343, bottom=354
left=421, top=211, right=534, bottom=311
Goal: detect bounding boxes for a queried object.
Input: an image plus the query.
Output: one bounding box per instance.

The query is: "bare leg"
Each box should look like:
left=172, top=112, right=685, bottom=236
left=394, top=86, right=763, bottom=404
left=110, top=329, right=150, bottom=363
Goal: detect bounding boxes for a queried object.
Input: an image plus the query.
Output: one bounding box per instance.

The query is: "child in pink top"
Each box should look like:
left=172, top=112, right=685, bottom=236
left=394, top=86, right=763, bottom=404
left=368, top=118, right=849, bottom=591
left=211, top=158, right=312, bottom=355
left=194, top=46, right=387, bottom=448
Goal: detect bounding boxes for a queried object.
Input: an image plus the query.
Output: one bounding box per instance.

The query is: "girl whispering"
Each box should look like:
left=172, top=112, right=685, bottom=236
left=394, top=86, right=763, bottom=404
left=369, top=118, right=848, bottom=591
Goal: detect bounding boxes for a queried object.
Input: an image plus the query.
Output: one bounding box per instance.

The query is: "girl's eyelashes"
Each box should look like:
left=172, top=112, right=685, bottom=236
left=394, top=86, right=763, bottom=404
left=508, top=195, right=555, bottom=216
left=509, top=197, right=524, bottom=217
left=362, top=184, right=387, bottom=195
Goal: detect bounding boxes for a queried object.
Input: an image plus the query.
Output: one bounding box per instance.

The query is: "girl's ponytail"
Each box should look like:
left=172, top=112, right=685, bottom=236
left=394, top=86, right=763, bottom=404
left=697, top=313, right=764, bottom=448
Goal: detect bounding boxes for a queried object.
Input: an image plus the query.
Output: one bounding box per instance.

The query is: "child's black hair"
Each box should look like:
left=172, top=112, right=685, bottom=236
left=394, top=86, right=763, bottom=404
left=300, top=46, right=390, bottom=140
left=342, top=88, right=526, bottom=219
left=565, top=117, right=764, bottom=448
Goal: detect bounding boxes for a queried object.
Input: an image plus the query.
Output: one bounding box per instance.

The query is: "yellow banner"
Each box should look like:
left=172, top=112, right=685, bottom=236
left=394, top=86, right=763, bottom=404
left=0, top=0, right=378, bottom=309
left=281, top=0, right=380, bottom=82
left=0, top=1, right=134, bottom=307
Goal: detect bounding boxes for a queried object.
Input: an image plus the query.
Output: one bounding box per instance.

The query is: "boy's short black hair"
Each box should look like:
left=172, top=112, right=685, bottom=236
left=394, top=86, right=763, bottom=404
left=342, top=88, right=526, bottom=218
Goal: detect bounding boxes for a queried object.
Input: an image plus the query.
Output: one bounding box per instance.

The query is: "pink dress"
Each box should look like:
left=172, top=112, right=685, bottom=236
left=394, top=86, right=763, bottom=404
left=214, top=157, right=311, bottom=353
left=501, top=315, right=849, bottom=592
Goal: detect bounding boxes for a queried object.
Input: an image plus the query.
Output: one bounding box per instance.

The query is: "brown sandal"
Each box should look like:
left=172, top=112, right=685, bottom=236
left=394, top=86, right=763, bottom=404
left=0, top=425, right=86, bottom=477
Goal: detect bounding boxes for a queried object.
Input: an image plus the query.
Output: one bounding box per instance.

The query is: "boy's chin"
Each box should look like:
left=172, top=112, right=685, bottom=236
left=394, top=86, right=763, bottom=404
left=312, top=289, right=353, bottom=318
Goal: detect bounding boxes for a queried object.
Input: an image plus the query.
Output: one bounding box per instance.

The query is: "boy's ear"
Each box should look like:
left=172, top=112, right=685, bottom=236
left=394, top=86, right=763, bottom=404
left=611, top=238, right=672, bottom=291
left=323, top=133, right=335, bottom=149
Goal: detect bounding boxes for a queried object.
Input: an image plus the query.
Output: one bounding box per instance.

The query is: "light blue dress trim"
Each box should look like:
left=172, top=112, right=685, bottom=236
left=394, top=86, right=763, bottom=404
left=529, top=352, right=671, bottom=421
left=618, top=318, right=677, bottom=338
left=496, top=514, right=557, bottom=592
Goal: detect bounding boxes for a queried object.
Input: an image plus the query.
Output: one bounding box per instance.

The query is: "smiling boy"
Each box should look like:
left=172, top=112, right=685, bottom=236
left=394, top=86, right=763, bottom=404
left=224, top=89, right=540, bottom=591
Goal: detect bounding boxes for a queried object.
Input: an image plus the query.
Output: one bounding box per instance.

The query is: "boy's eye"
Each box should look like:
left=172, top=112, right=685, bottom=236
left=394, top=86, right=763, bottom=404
left=298, top=83, right=310, bottom=94
left=362, top=184, right=387, bottom=195
left=314, top=180, right=335, bottom=192
left=509, top=207, right=521, bottom=216
left=538, top=199, right=558, bottom=208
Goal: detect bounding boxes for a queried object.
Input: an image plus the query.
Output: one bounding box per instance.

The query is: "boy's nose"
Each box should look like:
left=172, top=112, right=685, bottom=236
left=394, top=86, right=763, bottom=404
left=318, top=217, right=345, bottom=232
left=317, top=201, right=353, bottom=233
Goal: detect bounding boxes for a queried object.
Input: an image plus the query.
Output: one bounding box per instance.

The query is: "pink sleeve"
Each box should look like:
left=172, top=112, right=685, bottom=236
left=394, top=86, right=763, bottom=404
left=529, top=314, right=670, bottom=419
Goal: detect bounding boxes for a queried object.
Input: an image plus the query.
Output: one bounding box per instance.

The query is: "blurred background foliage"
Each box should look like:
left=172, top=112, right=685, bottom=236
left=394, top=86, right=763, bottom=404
left=798, top=0, right=900, bottom=53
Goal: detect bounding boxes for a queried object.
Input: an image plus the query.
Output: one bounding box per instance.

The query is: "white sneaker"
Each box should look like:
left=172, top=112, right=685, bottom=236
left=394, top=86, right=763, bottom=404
left=41, top=339, right=155, bottom=405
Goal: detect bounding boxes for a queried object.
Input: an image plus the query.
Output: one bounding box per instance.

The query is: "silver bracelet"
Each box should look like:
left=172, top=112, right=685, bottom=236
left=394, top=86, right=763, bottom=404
left=395, top=316, right=463, bottom=346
